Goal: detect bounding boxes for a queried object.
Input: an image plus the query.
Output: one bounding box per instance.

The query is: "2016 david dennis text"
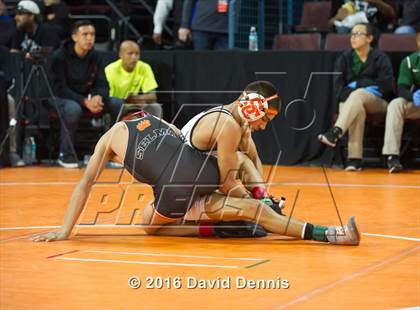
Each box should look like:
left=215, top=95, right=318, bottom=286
left=143, top=276, right=290, bottom=290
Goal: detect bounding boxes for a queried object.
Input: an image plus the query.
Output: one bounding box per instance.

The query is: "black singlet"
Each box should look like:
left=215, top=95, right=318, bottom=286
left=123, top=116, right=220, bottom=218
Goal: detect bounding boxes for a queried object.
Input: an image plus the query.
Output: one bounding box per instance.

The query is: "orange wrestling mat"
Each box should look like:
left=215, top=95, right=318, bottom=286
left=1, top=166, right=419, bottom=309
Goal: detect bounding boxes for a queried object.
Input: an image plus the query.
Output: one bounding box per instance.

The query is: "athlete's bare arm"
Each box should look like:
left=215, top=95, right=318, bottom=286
left=216, top=120, right=250, bottom=198
left=191, top=113, right=252, bottom=198
left=32, top=125, right=122, bottom=242
left=239, top=128, right=264, bottom=176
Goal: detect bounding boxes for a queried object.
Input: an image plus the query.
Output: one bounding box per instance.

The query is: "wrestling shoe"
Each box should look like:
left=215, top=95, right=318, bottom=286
left=326, top=216, right=361, bottom=245
left=260, top=196, right=286, bottom=216
left=318, top=126, right=342, bottom=147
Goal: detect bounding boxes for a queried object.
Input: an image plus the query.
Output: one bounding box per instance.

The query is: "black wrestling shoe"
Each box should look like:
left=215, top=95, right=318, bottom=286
left=387, top=155, right=403, bottom=173
left=318, top=127, right=342, bottom=148
left=260, top=197, right=286, bottom=216
left=213, top=221, right=267, bottom=238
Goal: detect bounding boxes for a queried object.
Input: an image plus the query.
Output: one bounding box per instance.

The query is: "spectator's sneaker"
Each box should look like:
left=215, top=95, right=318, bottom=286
left=9, top=152, right=25, bottom=167
left=58, top=153, right=79, bottom=169
left=345, top=159, right=362, bottom=171
left=387, top=155, right=403, bottom=173
left=318, top=126, right=342, bottom=147
left=326, top=217, right=361, bottom=245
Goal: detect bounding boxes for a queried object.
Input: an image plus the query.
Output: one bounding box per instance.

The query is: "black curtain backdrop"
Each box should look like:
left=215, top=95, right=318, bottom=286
left=172, top=50, right=339, bottom=164
left=4, top=50, right=409, bottom=165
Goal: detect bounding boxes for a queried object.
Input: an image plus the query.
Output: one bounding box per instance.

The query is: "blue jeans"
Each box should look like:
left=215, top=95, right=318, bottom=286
left=192, top=31, right=228, bottom=50
left=50, top=97, right=122, bottom=155
left=109, top=97, right=124, bottom=120
left=335, top=26, right=351, bottom=34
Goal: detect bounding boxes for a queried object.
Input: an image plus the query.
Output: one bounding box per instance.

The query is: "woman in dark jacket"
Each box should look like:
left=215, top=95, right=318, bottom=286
left=318, top=23, right=394, bottom=171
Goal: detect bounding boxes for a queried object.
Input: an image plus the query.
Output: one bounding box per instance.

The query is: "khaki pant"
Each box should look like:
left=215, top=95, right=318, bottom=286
left=382, top=97, right=420, bottom=155
left=335, top=89, right=388, bottom=159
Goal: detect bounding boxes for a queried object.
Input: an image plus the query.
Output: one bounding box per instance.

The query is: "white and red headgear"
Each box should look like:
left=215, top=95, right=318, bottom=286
left=237, top=92, right=279, bottom=122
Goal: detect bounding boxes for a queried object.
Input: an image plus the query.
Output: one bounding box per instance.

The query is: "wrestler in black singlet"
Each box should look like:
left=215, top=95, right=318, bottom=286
left=123, top=115, right=220, bottom=218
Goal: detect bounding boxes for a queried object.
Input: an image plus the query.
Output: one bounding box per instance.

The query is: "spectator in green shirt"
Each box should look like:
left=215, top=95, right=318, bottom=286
left=318, top=23, right=394, bottom=171
left=105, top=40, right=162, bottom=118
left=382, top=28, right=420, bottom=173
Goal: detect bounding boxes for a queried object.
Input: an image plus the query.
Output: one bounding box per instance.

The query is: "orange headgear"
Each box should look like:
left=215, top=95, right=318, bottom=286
left=237, top=92, right=279, bottom=122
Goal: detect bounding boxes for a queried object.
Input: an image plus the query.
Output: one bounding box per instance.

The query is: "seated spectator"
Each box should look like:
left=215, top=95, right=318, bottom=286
left=329, top=0, right=396, bottom=33
left=382, top=27, right=420, bottom=172
left=50, top=20, right=122, bottom=168
left=0, top=45, right=24, bottom=166
left=0, top=0, right=17, bottom=48
left=11, top=0, right=61, bottom=52
left=105, top=40, right=162, bottom=118
left=318, top=23, right=394, bottom=171
left=394, top=0, right=420, bottom=34
left=40, top=0, right=70, bottom=39
left=178, top=0, right=228, bottom=50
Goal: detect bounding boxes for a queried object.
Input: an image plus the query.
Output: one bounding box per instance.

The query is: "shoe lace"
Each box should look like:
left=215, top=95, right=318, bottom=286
left=335, top=226, right=346, bottom=236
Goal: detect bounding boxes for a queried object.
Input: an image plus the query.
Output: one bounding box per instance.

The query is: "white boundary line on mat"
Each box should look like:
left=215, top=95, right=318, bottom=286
left=85, top=250, right=262, bottom=261
left=55, top=257, right=240, bottom=269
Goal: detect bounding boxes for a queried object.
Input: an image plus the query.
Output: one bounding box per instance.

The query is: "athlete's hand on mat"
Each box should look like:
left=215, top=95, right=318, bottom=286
left=178, top=27, right=191, bottom=42
left=31, top=231, right=68, bottom=242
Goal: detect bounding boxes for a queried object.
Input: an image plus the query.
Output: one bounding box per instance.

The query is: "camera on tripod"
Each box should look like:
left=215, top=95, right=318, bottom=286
left=27, top=46, right=53, bottom=64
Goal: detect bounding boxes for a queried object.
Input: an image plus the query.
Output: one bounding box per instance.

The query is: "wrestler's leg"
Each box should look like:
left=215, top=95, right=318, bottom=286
left=204, top=192, right=303, bottom=237
left=203, top=192, right=360, bottom=245
left=142, top=196, right=264, bottom=238
left=141, top=200, right=180, bottom=235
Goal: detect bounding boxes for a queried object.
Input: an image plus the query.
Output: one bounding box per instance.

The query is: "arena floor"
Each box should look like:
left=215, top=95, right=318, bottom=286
left=1, top=166, right=419, bottom=310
